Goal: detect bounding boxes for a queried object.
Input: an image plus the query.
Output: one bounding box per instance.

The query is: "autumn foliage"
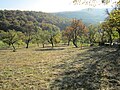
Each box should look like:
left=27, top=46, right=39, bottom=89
left=63, top=19, right=88, bottom=47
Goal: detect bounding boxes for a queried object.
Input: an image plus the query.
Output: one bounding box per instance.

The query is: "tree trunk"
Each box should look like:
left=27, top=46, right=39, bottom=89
left=67, top=40, right=70, bottom=46
left=107, top=30, right=113, bottom=46
left=8, top=42, right=11, bottom=47
left=118, top=31, right=120, bottom=43
left=109, top=34, right=112, bottom=46
left=50, top=37, right=54, bottom=48
left=26, top=42, right=29, bottom=48
left=42, top=43, right=45, bottom=48
left=118, top=31, right=120, bottom=48
left=51, top=41, right=54, bottom=48
left=90, top=39, right=94, bottom=47
left=99, top=31, right=105, bottom=46
left=73, top=39, right=78, bottom=48
left=11, top=43, right=16, bottom=52
left=26, top=39, right=30, bottom=48
left=37, top=42, right=39, bottom=47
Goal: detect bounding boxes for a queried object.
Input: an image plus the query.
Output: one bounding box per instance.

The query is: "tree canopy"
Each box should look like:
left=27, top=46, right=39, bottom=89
left=73, top=0, right=118, bottom=6
left=0, top=10, right=70, bottom=32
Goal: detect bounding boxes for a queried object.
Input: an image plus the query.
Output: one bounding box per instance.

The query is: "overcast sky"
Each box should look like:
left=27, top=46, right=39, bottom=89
left=0, top=0, right=118, bottom=12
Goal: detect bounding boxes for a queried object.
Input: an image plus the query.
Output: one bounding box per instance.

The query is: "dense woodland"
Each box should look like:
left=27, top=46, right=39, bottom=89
left=0, top=10, right=70, bottom=31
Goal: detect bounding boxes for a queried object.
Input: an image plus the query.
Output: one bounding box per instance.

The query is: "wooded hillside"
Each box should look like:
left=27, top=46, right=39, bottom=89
left=0, top=10, right=70, bottom=32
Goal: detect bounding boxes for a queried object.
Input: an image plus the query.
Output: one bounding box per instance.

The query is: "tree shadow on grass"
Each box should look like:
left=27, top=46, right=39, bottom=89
left=35, top=47, right=65, bottom=51
left=0, top=46, right=11, bottom=50
left=50, top=47, right=120, bottom=90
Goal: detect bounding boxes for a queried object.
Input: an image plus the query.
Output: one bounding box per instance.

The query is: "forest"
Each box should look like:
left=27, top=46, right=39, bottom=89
left=0, top=0, right=120, bottom=90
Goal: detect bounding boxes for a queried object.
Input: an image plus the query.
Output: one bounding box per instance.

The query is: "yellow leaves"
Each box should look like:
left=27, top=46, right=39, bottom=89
left=53, top=32, right=62, bottom=44
left=106, top=9, right=120, bottom=31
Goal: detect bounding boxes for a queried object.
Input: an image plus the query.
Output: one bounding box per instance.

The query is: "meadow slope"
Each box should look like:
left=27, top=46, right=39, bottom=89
left=0, top=46, right=120, bottom=90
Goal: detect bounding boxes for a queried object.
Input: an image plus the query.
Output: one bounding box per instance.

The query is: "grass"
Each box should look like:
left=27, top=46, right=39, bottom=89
left=0, top=45, right=83, bottom=89
left=0, top=45, right=120, bottom=90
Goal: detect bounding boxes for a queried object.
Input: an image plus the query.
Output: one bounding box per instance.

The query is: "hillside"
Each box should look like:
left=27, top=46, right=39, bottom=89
left=0, top=10, right=70, bottom=32
left=53, top=8, right=112, bottom=25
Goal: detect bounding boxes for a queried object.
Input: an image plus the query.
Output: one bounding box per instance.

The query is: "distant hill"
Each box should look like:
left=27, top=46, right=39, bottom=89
left=53, top=8, right=112, bottom=25
left=0, top=10, right=70, bottom=32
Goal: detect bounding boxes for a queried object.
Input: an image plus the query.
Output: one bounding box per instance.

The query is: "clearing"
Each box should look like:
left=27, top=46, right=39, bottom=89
left=0, top=46, right=120, bottom=90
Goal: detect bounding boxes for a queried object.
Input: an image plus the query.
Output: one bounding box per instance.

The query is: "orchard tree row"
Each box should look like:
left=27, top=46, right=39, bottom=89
left=0, top=22, right=61, bottom=52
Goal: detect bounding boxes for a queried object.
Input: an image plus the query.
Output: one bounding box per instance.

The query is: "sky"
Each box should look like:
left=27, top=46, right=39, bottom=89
left=0, top=0, right=118, bottom=12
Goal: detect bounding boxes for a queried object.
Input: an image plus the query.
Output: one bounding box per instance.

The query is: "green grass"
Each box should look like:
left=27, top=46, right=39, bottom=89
left=0, top=45, right=120, bottom=89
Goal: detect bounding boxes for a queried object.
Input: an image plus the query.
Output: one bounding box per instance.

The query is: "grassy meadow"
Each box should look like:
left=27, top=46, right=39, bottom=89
left=0, top=45, right=120, bottom=90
